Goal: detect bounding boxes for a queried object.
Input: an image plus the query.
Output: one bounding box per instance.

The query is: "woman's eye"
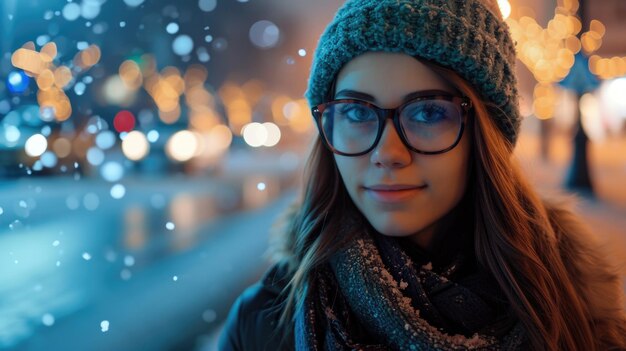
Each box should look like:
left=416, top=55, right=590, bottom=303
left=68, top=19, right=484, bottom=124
left=340, top=104, right=376, bottom=123
left=405, top=103, right=448, bottom=123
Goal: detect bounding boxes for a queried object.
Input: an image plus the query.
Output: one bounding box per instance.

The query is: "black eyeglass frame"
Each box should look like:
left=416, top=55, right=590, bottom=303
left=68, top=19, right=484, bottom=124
left=311, top=94, right=473, bottom=156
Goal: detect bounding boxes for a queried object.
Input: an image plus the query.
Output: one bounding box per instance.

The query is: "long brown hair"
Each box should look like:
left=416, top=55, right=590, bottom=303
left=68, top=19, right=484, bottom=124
left=270, top=61, right=623, bottom=350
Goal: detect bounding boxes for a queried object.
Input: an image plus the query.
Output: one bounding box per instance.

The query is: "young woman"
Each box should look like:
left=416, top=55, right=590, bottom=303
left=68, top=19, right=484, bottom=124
left=219, top=0, right=626, bottom=349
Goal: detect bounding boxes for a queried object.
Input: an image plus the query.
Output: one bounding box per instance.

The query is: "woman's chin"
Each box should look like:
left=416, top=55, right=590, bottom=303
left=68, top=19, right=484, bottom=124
left=369, top=221, right=428, bottom=238
left=364, top=215, right=436, bottom=248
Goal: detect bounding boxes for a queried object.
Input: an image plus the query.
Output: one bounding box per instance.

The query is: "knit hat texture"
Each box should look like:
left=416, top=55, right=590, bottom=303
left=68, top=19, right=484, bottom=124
left=305, top=0, right=521, bottom=145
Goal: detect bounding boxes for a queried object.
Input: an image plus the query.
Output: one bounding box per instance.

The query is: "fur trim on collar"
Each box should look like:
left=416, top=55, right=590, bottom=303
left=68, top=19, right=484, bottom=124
left=544, top=197, right=626, bottom=349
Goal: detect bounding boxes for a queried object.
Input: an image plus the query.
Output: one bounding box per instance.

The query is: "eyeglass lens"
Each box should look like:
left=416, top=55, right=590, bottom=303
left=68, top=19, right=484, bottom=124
left=320, top=99, right=463, bottom=154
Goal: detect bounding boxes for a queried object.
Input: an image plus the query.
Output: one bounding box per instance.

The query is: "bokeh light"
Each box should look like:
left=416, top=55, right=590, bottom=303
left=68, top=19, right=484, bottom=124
left=25, top=134, right=48, bottom=157
left=166, top=23, right=179, bottom=34
left=36, top=35, right=50, bottom=46
left=203, top=124, right=233, bottom=157
left=11, top=48, right=45, bottom=76
left=83, top=193, right=100, bottom=211
left=103, top=75, right=135, bottom=106
left=110, top=184, right=127, bottom=199
left=166, top=130, right=198, bottom=162
left=121, top=131, right=150, bottom=161
left=249, top=20, right=280, bottom=49
left=198, top=0, right=217, bottom=12
left=7, top=71, right=30, bottom=94
left=172, top=35, right=194, bottom=56
left=242, top=122, right=267, bottom=148
left=600, top=78, right=626, bottom=134
left=74, top=82, right=87, bottom=96
left=62, top=3, right=81, bottom=21
left=81, top=1, right=102, bottom=20
left=119, top=60, right=143, bottom=90
left=580, top=93, right=604, bottom=141
left=95, top=131, right=117, bottom=150
left=147, top=130, right=160, bottom=143
left=4, top=125, right=21, bottom=144
left=123, top=0, right=145, bottom=7
left=42, top=314, right=55, bottom=327
left=52, top=138, right=72, bottom=158
left=497, top=0, right=511, bottom=20
left=75, top=45, right=102, bottom=69
left=100, top=161, right=125, bottom=182
left=40, top=42, right=57, bottom=62
left=262, top=122, right=281, bottom=147
left=113, top=110, right=136, bottom=133
left=86, top=147, right=105, bottom=166
left=40, top=151, right=58, bottom=168
left=54, top=66, right=73, bottom=89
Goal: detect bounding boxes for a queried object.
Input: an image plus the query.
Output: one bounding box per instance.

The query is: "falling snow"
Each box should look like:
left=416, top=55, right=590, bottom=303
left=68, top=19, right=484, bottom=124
left=120, top=269, right=132, bottom=280
left=42, top=314, right=55, bottom=326
left=202, top=309, right=217, bottom=323
left=124, top=255, right=135, bottom=267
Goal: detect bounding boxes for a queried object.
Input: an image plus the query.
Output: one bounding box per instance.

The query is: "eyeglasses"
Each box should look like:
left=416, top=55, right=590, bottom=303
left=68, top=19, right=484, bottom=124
left=312, top=94, right=472, bottom=156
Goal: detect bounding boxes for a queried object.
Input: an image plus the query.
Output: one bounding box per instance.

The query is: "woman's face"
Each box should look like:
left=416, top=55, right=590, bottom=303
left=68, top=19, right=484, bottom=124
left=332, top=52, right=471, bottom=248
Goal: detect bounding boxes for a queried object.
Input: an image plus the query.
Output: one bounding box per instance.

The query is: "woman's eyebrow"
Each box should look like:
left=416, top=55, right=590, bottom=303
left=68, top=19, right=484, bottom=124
left=334, top=89, right=455, bottom=103
left=334, top=89, right=377, bottom=102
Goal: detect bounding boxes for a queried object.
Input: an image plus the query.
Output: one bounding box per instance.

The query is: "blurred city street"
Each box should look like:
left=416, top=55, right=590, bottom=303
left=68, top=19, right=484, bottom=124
left=0, top=150, right=299, bottom=351
left=516, top=130, right=626, bottom=284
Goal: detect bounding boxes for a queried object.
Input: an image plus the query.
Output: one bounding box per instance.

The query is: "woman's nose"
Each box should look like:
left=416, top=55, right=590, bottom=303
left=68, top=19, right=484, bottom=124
left=370, top=119, right=412, bottom=168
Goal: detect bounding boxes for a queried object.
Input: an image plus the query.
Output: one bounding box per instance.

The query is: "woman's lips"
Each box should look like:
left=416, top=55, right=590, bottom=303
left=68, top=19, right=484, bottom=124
left=363, top=185, right=427, bottom=203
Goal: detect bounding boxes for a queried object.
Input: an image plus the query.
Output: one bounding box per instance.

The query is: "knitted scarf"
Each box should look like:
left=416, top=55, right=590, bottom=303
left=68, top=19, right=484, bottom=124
left=294, top=220, right=527, bottom=350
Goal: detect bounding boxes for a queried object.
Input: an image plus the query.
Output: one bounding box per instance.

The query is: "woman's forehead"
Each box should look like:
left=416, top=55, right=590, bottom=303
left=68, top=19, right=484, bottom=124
left=334, top=52, right=457, bottom=106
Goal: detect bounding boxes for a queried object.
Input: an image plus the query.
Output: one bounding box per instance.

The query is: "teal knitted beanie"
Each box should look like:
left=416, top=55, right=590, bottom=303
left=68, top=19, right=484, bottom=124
left=305, top=0, right=521, bottom=146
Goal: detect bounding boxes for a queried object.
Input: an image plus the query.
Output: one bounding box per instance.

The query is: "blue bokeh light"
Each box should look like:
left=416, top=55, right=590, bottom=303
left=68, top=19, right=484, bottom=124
left=7, top=71, right=30, bottom=94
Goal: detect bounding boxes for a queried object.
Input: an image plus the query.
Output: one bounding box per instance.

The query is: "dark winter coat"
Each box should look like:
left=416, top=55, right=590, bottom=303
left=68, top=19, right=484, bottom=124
left=217, top=200, right=626, bottom=350
left=218, top=262, right=292, bottom=351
